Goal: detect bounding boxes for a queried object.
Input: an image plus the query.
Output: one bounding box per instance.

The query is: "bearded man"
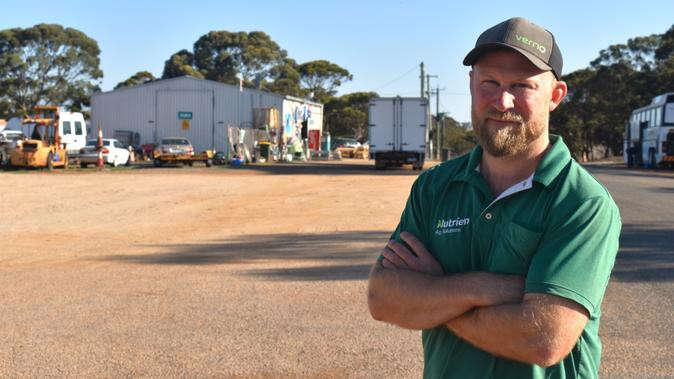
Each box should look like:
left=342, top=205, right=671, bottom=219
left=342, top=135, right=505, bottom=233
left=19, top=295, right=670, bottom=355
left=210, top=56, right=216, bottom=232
left=367, top=17, right=621, bottom=379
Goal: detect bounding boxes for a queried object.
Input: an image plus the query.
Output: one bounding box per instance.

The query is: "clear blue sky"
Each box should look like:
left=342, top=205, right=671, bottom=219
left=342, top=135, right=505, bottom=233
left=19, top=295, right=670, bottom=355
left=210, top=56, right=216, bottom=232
left=2, top=0, right=672, bottom=122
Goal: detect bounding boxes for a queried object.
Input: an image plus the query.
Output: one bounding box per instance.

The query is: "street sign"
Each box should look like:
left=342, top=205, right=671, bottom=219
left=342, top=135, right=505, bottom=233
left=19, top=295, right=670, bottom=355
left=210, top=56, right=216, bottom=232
left=181, top=119, right=190, bottom=130
left=178, top=112, right=193, bottom=120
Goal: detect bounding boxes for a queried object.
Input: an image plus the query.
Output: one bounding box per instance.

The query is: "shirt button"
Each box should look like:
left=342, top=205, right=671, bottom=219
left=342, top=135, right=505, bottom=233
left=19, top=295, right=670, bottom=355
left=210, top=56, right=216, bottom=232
left=485, top=213, right=493, bottom=220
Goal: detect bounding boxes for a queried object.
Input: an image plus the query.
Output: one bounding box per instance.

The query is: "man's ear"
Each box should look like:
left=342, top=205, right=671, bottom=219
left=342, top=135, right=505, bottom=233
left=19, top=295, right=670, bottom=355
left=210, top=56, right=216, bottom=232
left=549, top=80, right=567, bottom=112
left=469, top=70, right=474, bottom=96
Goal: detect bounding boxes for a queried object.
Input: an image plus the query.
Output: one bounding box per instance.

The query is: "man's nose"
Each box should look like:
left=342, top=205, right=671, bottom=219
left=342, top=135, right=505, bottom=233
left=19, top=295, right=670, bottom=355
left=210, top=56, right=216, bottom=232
left=492, top=89, right=515, bottom=112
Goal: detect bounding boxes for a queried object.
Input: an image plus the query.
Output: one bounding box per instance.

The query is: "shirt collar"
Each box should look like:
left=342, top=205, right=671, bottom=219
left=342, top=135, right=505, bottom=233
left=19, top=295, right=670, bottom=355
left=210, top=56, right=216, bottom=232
left=455, top=144, right=483, bottom=182
left=533, top=134, right=572, bottom=187
left=454, top=134, right=571, bottom=188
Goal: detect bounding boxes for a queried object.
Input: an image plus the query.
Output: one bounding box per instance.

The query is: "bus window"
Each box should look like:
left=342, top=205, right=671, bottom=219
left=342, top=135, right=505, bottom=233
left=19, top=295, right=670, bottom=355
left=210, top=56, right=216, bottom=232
left=665, top=103, right=674, bottom=124
left=656, top=108, right=661, bottom=126
left=651, top=109, right=656, bottom=127
left=75, top=121, right=83, bottom=135
left=63, top=121, right=72, bottom=135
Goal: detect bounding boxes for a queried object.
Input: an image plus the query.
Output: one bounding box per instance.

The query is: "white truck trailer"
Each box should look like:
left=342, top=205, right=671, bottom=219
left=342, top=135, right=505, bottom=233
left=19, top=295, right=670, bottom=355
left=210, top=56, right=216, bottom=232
left=368, top=97, right=428, bottom=170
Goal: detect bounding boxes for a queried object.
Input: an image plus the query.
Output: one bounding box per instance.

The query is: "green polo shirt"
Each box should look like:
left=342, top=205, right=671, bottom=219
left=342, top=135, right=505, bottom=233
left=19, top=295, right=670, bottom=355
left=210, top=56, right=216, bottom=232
left=390, top=135, right=621, bottom=378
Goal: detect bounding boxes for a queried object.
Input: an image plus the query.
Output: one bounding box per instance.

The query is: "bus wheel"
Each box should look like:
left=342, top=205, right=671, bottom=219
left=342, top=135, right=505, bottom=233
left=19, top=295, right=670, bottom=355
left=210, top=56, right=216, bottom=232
left=649, top=149, right=656, bottom=169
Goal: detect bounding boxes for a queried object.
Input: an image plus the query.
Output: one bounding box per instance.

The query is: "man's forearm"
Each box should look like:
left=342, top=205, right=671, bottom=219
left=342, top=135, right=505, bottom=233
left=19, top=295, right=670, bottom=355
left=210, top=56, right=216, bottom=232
left=445, top=294, right=589, bottom=367
left=367, top=264, right=523, bottom=330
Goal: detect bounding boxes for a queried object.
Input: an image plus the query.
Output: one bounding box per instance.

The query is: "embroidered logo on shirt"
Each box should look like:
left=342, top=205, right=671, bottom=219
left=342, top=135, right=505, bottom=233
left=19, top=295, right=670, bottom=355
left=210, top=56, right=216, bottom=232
left=435, top=217, right=470, bottom=235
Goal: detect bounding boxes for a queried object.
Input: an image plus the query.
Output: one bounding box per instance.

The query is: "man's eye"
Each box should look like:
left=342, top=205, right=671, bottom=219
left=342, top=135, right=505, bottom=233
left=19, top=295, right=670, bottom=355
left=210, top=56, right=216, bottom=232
left=482, top=81, right=499, bottom=87
left=513, top=83, right=531, bottom=89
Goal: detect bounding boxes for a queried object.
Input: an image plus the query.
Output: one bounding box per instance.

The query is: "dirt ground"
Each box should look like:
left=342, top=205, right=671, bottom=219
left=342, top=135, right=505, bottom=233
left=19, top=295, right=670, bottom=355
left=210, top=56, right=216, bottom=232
left=0, top=159, right=425, bottom=377
left=0, top=159, right=670, bottom=377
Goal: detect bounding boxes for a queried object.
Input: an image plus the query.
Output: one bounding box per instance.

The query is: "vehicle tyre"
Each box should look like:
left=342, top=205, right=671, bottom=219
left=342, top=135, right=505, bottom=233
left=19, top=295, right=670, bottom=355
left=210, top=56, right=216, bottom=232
left=649, top=149, right=656, bottom=169
left=125, top=156, right=131, bottom=166
left=46, top=152, right=54, bottom=171
left=80, top=162, right=88, bottom=168
left=153, top=159, right=162, bottom=167
left=205, top=159, right=212, bottom=167
left=374, top=159, right=386, bottom=170
left=188, top=161, right=194, bottom=167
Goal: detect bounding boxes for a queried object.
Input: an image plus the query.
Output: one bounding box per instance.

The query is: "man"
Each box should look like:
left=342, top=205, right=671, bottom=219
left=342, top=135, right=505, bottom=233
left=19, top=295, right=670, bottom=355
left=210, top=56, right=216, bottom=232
left=367, top=17, right=621, bottom=378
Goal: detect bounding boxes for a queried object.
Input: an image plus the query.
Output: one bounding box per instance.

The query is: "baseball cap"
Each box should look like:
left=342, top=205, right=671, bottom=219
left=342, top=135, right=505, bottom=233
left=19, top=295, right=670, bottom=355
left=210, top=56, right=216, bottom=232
left=463, top=17, right=563, bottom=79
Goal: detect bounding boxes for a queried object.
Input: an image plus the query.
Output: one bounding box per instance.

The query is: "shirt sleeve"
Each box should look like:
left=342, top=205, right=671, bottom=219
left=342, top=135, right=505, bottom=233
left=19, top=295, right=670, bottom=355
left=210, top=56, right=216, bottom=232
left=525, top=196, right=621, bottom=317
left=378, top=176, right=429, bottom=263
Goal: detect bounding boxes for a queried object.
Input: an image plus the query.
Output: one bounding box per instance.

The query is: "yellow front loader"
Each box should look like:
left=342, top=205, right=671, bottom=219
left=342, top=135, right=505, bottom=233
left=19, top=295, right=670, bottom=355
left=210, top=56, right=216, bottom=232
left=9, top=106, right=69, bottom=170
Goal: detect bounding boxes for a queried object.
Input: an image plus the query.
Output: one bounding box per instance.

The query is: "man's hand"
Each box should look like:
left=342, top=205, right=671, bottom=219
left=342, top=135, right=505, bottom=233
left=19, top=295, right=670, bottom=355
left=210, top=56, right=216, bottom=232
left=380, top=231, right=444, bottom=276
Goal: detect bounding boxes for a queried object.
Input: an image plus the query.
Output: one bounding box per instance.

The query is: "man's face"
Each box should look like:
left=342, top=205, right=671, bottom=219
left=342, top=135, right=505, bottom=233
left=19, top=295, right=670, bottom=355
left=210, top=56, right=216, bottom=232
left=470, top=49, right=558, bottom=158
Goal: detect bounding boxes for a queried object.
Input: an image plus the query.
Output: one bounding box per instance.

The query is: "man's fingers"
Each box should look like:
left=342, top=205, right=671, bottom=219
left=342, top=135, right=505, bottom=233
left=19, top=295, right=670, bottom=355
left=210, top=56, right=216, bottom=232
left=381, top=247, right=409, bottom=269
left=400, top=232, right=444, bottom=276
left=387, top=240, right=422, bottom=270
left=400, top=232, right=433, bottom=259
left=381, top=258, right=396, bottom=269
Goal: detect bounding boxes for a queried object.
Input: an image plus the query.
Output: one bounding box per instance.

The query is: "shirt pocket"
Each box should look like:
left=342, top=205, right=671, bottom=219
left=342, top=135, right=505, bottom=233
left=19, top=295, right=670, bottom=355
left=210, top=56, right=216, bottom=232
left=487, top=222, right=542, bottom=275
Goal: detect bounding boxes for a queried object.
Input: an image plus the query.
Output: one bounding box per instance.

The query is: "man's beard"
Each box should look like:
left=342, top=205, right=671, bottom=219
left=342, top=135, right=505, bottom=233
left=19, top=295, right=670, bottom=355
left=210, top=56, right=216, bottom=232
left=471, top=108, right=545, bottom=158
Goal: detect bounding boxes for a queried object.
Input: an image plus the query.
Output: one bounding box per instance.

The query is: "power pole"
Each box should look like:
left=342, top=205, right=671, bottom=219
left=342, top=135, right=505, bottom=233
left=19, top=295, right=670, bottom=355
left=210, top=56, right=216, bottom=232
left=420, top=62, right=431, bottom=158
left=433, top=86, right=445, bottom=160
left=425, top=74, right=438, bottom=159
left=420, top=62, right=425, bottom=99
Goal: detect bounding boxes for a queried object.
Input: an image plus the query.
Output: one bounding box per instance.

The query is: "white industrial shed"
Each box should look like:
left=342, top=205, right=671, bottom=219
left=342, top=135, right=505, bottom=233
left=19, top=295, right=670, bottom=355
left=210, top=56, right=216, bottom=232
left=91, top=76, right=323, bottom=153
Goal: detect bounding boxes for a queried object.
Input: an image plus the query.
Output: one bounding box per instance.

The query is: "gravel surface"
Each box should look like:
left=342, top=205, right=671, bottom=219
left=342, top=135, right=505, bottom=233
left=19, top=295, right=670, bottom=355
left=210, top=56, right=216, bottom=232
left=0, top=160, right=671, bottom=377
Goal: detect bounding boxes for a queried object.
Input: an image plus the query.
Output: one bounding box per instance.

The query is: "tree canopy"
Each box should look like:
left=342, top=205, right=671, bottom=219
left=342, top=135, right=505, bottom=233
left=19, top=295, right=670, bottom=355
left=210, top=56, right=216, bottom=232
left=298, top=60, right=352, bottom=102
left=192, top=31, right=287, bottom=87
left=551, top=24, right=674, bottom=160
left=115, top=71, right=156, bottom=89
left=261, top=58, right=303, bottom=97
left=0, top=23, right=102, bottom=117
left=324, top=91, right=378, bottom=140
left=162, top=49, right=203, bottom=79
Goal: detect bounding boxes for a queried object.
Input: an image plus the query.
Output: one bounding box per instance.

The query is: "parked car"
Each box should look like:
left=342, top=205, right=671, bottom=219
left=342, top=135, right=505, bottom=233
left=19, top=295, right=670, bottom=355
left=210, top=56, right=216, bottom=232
left=0, top=130, right=25, bottom=166
left=331, top=137, right=361, bottom=150
left=79, top=138, right=131, bottom=167
left=153, top=137, right=207, bottom=167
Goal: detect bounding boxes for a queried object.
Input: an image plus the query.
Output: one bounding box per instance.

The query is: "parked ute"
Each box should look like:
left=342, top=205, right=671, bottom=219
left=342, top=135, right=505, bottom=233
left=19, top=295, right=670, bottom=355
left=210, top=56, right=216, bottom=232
left=79, top=138, right=130, bottom=167
left=152, top=137, right=212, bottom=167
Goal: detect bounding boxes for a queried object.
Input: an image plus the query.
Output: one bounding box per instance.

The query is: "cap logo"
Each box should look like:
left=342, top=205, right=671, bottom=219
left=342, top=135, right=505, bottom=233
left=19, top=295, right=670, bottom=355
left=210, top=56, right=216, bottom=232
left=515, top=34, right=546, bottom=54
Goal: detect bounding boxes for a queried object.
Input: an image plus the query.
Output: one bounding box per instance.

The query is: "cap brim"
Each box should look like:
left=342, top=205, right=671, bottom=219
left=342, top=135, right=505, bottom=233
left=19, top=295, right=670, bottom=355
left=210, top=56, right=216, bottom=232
left=463, top=42, right=552, bottom=73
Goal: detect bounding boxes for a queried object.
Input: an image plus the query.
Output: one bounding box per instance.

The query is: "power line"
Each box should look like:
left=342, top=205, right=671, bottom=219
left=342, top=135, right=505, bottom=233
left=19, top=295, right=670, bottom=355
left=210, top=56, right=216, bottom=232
left=379, top=91, right=420, bottom=96
left=374, top=64, right=419, bottom=91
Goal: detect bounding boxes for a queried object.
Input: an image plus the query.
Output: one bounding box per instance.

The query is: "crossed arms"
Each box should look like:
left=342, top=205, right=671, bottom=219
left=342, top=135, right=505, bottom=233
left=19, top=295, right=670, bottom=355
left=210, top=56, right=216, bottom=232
left=367, top=232, right=589, bottom=368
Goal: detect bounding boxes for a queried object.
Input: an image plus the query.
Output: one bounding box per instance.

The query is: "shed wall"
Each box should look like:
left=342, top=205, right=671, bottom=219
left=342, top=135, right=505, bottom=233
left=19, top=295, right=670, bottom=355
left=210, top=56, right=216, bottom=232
left=91, top=77, right=287, bottom=152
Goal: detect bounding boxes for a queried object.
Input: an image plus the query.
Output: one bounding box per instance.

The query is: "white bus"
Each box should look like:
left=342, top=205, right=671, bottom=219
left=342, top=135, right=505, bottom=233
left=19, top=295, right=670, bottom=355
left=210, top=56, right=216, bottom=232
left=624, top=92, right=674, bottom=167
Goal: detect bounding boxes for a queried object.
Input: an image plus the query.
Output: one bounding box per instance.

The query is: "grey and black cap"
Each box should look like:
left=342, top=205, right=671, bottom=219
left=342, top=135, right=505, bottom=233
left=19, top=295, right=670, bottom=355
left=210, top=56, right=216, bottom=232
left=463, top=17, right=563, bottom=79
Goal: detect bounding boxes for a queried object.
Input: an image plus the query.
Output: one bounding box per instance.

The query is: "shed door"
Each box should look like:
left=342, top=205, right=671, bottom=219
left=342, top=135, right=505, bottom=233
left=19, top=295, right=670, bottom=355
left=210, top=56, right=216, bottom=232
left=156, top=90, right=214, bottom=152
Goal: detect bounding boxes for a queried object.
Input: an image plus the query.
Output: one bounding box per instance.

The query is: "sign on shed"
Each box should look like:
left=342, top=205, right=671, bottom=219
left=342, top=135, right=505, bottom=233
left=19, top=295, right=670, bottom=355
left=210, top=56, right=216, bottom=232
left=178, top=111, right=193, bottom=120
